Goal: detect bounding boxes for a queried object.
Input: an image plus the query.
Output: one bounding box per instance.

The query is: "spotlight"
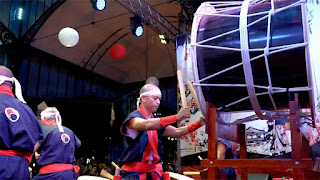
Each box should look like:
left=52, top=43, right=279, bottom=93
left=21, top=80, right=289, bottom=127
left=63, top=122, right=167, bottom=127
left=17, top=8, right=23, bottom=20
left=159, top=34, right=169, bottom=44
left=161, top=39, right=167, bottom=44
left=90, top=0, right=106, bottom=11
left=130, top=16, right=144, bottom=37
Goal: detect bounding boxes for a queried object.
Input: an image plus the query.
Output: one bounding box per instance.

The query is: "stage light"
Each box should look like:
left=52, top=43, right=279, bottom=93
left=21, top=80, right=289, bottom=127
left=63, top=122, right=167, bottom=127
left=90, top=0, right=106, bottom=11
left=159, top=34, right=169, bottom=44
left=18, top=8, right=23, bottom=20
left=135, top=26, right=143, bottom=37
left=130, top=16, right=144, bottom=37
left=161, top=39, right=167, bottom=44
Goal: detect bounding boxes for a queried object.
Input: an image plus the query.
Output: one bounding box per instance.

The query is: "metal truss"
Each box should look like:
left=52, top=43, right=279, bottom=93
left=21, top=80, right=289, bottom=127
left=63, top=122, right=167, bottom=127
left=0, top=22, right=17, bottom=45
left=116, top=0, right=181, bottom=42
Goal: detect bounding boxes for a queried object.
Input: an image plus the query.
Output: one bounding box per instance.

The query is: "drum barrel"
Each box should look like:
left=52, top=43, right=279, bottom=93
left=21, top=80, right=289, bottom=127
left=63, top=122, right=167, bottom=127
left=195, top=0, right=309, bottom=110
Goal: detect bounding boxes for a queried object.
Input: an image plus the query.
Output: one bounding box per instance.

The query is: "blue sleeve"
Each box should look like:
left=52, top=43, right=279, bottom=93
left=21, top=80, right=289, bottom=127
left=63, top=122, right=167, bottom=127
left=121, top=110, right=143, bottom=136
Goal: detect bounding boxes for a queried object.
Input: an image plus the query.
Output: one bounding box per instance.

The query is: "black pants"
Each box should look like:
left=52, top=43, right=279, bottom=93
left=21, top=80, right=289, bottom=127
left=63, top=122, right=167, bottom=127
left=311, top=141, right=320, bottom=161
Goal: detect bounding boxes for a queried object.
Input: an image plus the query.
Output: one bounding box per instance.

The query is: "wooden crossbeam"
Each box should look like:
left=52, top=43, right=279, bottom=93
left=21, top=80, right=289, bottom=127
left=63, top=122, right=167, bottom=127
left=201, top=159, right=313, bottom=169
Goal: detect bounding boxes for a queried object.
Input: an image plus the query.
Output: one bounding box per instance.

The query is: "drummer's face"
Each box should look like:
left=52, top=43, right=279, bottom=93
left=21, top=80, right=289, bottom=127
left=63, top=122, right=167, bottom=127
left=145, top=95, right=161, bottom=113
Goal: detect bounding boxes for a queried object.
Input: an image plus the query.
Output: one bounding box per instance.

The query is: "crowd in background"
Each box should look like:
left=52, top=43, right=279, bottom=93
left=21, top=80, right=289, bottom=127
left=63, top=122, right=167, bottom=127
left=75, top=156, right=176, bottom=178
left=76, top=156, right=118, bottom=177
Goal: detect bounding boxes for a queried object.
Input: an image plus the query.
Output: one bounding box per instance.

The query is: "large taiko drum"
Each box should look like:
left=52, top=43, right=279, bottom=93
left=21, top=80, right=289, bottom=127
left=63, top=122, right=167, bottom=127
left=190, top=0, right=315, bottom=120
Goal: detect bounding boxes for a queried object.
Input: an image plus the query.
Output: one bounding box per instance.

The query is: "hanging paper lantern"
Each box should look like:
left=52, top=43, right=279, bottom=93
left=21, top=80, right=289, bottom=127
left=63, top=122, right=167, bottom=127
left=58, top=27, right=79, bottom=47
left=110, top=44, right=126, bottom=59
left=145, top=76, right=159, bottom=86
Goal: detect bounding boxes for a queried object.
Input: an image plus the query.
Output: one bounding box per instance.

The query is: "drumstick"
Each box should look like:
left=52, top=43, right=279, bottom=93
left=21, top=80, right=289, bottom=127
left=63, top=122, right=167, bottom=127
left=177, top=70, right=187, bottom=108
left=187, top=81, right=202, bottom=115
left=177, top=70, right=189, bottom=122
left=168, top=172, right=194, bottom=180
left=111, top=162, right=120, bottom=170
left=111, top=161, right=121, bottom=176
left=183, top=171, right=200, bottom=175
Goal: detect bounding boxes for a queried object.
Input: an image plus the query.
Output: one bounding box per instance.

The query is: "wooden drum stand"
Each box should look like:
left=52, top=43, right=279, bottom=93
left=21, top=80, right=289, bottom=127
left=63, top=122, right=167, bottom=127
left=201, top=94, right=315, bottom=180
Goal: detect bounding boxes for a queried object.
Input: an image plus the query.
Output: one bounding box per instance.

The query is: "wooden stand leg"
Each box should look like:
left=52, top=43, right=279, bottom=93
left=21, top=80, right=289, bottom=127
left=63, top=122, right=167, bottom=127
left=207, top=103, right=218, bottom=180
left=290, top=93, right=305, bottom=179
left=239, top=169, right=248, bottom=180
left=239, top=124, right=248, bottom=180
left=202, top=93, right=313, bottom=180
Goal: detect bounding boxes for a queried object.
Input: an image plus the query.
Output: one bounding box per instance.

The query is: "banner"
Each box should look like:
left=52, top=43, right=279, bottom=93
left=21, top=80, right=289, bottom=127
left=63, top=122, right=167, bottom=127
left=176, top=34, right=208, bottom=157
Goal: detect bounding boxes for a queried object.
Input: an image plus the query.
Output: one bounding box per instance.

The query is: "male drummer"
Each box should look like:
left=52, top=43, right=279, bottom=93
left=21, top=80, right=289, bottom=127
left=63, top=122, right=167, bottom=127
left=0, top=65, right=43, bottom=179
left=33, top=107, right=81, bottom=180
left=120, top=84, right=205, bottom=179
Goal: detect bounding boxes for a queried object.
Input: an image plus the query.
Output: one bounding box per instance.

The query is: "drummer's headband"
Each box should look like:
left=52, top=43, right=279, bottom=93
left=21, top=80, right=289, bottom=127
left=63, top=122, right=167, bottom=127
left=0, top=75, right=26, bottom=104
left=41, top=108, right=64, bottom=133
left=136, top=89, right=162, bottom=107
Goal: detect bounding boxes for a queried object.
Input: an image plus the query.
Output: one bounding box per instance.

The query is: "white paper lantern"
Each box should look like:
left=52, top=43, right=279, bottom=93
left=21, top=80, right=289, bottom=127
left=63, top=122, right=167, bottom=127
left=145, top=76, right=159, bottom=86
left=58, top=27, right=79, bottom=47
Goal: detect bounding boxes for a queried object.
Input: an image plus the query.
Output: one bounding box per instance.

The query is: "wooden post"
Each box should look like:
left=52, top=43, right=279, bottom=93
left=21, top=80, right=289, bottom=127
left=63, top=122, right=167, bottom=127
left=290, top=93, right=304, bottom=179
left=206, top=103, right=218, bottom=179
left=239, top=124, right=248, bottom=180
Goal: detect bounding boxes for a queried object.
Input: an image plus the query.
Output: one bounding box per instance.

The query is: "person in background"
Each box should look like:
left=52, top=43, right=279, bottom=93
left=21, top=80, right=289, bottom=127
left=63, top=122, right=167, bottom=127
left=120, top=84, right=205, bottom=179
left=0, top=65, right=43, bottom=179
left=33, top=107, right=81, bottom=180
left=217, top=138, right=238, bottom=180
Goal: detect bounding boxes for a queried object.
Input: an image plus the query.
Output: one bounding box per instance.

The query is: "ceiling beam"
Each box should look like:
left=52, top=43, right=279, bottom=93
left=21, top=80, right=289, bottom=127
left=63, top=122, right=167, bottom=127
left=0, top=22, right=17, bottom=45
left=22, top=0, right=66, bottom=44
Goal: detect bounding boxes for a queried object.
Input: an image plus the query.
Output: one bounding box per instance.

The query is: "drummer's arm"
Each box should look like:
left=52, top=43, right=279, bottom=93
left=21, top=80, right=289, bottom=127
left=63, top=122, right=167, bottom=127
left=162, top=116, right=205, bottom=137
left=128, top=108, right=190, bottom=131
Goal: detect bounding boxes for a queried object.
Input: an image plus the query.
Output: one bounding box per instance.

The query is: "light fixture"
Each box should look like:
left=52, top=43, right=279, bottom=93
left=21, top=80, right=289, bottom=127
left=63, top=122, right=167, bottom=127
left=18, top=8, right=23, bottom=20
left=161, top=39, right=167, bottom=44
left=90, top=0, right=106, bottom=11
left=58, top=27, right=79, bottom=48
left=159, top=34, right=169, bottom=44
left=130, top=16, right=144, bottom=37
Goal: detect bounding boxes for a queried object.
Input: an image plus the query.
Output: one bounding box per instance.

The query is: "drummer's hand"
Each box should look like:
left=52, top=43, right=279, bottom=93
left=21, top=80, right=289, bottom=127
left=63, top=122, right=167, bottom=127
left=176, top=107, right=190, bottom=122
left=198, top=115, right=206, bottom=125
left=115, top=167, right=120, bottom=176
left=35, top=152, right=40, bottom=159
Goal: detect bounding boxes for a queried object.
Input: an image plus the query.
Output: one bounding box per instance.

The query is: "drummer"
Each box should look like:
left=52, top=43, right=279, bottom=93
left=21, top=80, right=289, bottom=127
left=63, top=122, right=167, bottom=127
left=120, top=84, right=206, bottom=179
left=0, top=65, right=43, bottom=179
left=33, top=107, right=81, bottom=180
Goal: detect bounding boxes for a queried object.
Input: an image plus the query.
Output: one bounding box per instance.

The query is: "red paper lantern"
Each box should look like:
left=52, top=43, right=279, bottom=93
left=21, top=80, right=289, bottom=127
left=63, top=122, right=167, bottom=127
left=110, top=44, right=126, bottom=59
